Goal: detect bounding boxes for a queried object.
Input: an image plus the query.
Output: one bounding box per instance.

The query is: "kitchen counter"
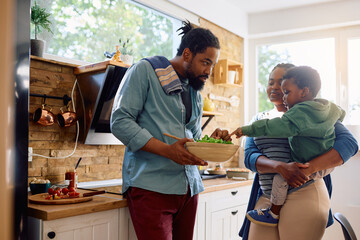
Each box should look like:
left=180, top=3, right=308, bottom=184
left=28, top=178, right=253, bottom=221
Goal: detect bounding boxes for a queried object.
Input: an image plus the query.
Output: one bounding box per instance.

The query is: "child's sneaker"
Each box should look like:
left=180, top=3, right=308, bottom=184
left=246, top=208, right=279, bottom=227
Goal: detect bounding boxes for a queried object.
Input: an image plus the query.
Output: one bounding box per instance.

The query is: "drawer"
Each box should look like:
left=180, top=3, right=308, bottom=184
left=211, top=185, right=251, bottom=212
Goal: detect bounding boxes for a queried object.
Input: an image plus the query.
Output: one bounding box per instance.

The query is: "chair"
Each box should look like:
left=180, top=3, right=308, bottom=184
left=334, top=212, right=357, bottom=240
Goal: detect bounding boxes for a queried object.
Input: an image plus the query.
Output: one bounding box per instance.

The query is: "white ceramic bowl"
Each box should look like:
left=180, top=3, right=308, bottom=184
left=185, top=142, right=239, bottom=163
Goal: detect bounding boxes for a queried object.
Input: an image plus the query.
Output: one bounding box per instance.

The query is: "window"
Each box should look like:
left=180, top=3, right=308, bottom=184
left=32, top=0, right=182, bottom=63
left=257, top=38, right=336, bottom=112
left=347, top=38, right=360, bottom=124
left=250, top=26, right=360, bottom=125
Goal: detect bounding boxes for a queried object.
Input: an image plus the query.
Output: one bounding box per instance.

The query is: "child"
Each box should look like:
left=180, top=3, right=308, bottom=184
left=230, top=66, right=345, bottom=227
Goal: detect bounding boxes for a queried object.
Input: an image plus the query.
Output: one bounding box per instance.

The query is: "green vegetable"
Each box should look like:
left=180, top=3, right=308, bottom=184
left=196, top=135, right=233, bottom=144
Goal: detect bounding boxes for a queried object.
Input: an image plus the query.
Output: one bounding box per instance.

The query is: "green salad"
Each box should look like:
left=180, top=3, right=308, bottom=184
left=196, top=135, right=233, bottom=144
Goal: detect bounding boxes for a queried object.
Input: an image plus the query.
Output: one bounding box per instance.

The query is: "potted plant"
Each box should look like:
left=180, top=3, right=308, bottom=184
left=30, top=1, right=53, bottom=57
left=119, top=38, right=134, bottom=65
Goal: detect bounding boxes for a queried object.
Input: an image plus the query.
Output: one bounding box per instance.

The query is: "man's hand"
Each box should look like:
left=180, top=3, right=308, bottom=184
left=210, top=128, right=231, bottom=140
left=276, top=162, right=310, bottom=188
left=168, top=138, right=208, bottom=166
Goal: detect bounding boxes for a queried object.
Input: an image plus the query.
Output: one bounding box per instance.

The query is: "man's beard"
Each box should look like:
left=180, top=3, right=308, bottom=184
left=186, top=64, right=208, bottom=91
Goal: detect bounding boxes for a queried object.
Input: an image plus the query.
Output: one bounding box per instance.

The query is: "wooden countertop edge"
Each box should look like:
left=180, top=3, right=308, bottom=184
left=201, top=179, right=253, bottom=194
left=28, top=179, right=253, bottom=221
left=28, top=193, right=127, bottom=221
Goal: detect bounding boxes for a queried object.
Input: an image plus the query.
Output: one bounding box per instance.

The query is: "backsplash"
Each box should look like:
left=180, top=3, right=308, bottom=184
left=28, top=18, right=244, bottom=184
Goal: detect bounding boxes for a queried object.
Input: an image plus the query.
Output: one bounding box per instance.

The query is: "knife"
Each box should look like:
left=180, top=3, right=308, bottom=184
left=81, top=190, right=106, bottom=197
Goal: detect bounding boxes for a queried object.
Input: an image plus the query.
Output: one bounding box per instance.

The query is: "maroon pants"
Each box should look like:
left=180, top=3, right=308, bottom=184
left=126, top=187, right=199, bottom=240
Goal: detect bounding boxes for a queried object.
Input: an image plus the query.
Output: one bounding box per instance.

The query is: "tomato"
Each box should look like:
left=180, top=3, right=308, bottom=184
left=55, top=189, right=61, bottom=196
left=68, top=191, right=79, bottom=198
left=45, top=195, right=52, bottom=200
left=68, top=187, right=76, bottom=192
left=47, top=188, right=54, bottom=195
left=61, top=187, right=69, bottom=195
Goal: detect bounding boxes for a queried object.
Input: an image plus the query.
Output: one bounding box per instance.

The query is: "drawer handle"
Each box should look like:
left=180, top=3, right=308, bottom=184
left=231, top=210, right=238, bottom=215
left=231, top=190, right=238, bottom=196
left=47, top=231, right=56, bottom=239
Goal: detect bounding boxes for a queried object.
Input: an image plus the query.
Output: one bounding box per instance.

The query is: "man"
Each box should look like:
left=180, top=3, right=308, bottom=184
left=110, top=21, right=220, bottom=240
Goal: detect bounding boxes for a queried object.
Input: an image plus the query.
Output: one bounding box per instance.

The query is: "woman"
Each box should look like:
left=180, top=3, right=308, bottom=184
left=240, top=63, right=358, bottom=240
left=213, top=63, right=358, bottom=240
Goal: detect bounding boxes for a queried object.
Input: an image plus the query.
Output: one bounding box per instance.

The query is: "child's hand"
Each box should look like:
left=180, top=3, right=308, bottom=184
left=229, top=127, right=243, bottom=139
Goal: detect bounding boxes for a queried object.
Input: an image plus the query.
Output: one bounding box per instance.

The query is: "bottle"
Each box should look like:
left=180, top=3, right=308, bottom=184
left=65, top=169, right=78, bottom=190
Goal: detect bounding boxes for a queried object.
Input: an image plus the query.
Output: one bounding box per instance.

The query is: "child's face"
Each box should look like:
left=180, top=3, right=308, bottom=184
left=281, top=78, right=305, bottom=110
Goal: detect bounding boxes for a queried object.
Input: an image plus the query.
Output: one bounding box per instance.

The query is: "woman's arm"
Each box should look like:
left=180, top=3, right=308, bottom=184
left=301, top=121, right=358, bottom=176
left=245, top=137, right=309, bottom=187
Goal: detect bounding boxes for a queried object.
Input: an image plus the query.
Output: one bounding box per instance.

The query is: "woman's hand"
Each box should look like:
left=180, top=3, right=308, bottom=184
left=276, top=162, right=310, bottom=188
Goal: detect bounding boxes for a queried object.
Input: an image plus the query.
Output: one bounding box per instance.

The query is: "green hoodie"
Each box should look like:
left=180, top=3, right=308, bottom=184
left=242, top=99, right=346, bottom=163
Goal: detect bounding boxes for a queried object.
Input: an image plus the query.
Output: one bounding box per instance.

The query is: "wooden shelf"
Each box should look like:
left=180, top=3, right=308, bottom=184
left=201, top=111, right=223, bottom=130
left=213, top=59, right=243, bottom=87
left=74, top=60, right=130, bottom=75
left=202, top=111, right=223, bottom=117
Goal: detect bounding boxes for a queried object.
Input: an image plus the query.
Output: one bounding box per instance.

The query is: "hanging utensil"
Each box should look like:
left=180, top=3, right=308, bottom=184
left=75, top=157, right=82, bottom=170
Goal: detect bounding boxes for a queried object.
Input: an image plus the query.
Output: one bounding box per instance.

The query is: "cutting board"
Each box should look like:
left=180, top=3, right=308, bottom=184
left=29, top=193, right=93, bottom=205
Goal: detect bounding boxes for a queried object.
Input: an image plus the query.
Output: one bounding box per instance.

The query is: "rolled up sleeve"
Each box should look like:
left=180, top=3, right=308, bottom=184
left=333, top=121, right=359, bottom=163
left=110, top=62, right=153, bottom=152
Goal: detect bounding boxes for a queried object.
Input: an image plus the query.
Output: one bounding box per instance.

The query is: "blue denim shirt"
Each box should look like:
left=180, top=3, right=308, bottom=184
left=111, top=59, right=204, bottom=196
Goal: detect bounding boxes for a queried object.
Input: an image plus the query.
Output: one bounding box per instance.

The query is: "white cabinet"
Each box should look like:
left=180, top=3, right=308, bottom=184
left=211, top=205, right=247, bottom=240
left=195, top=185, right=251, bottom=240
left=118, top=207, right=137, bottom=240
left=42, top=209, right=118, bottom=240
left=193, top=192, right=209, bottom=240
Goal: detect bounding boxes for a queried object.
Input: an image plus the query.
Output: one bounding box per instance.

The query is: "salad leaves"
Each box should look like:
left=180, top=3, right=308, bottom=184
left=196, top=135, right=233, bottom=144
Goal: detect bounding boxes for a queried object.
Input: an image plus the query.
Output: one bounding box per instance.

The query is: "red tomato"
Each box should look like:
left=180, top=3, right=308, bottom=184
left=47, top=188, right=54, bottom=195
left=68, top=187, right=76, bottom=193
left=61, top=187, right=69, bottom=195
left=55, top=189, right=61, bottom=196
left=68, top=191, right=79, bottom=198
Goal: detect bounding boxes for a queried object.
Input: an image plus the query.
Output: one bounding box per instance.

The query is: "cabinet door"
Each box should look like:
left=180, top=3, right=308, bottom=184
left=193, top=194, right=208, bottom=240
left=118, top=208, right=137, bottom=240
left=42, top=209, right=118, bottom=240
left=210, top=205, right=247, bottom=240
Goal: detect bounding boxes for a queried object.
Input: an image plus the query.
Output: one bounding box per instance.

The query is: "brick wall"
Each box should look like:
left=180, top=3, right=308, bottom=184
left=28, top=19, right=245, bottom=184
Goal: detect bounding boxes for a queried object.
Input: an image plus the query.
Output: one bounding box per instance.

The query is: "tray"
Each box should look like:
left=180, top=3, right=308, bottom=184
left=29, top=193, right=93, bottom=205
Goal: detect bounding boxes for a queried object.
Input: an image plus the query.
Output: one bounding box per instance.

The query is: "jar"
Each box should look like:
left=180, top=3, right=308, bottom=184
left=65, top=170, right=78, bottom=189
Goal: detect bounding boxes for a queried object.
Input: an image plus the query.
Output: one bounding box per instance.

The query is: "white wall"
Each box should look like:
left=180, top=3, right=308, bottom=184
left=167, top=0, right=248, bottom=37
left=248, top=0, right=360, bottom=38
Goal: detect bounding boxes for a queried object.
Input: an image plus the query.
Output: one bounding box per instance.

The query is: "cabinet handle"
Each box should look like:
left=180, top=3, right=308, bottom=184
left=47, top=231, right=56, bottom=239
left=231, top=190, right=238, bottom=196
left=231, top=210, right=238, bottom=215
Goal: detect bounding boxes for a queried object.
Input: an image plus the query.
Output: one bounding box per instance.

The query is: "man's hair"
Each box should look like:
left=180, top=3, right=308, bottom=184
left=270, top=63, right=295, bottom=74
left=283, top=66, right=321, bottom=97
left=176, top=20, right=220, bottom=56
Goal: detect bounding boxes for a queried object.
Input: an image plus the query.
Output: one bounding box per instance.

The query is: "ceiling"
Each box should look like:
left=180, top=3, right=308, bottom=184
left=226, top=0, right=346, bottom=14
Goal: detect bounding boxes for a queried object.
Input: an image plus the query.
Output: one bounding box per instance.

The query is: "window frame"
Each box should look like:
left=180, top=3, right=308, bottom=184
left=247, top=25, right=360, bottom=126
